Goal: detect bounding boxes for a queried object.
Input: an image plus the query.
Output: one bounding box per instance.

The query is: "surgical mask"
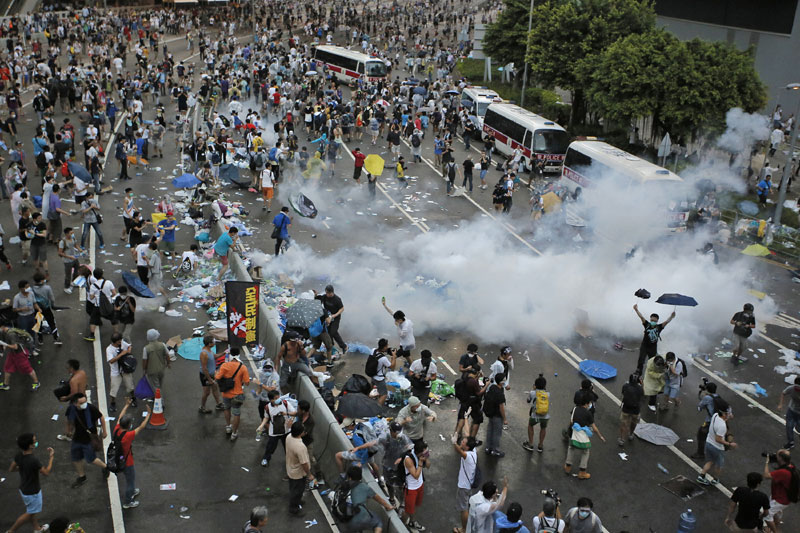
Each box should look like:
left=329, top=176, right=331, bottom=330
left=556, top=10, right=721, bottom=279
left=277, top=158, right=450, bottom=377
left=578, top=509, right=591, bottom=520
left=34, top=441, right=39, bottom=448
left=78, top=402, right=88, bottom=410
left=650, top=321, right=657, bottom=327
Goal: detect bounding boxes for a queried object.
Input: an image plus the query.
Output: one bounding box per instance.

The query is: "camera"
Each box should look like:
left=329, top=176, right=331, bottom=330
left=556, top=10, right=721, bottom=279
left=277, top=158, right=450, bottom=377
left=699, top=377, right=709, bottom=392
left=541, top=488, right=560, bottom=505
left=762, top=451, right=779, bottom=463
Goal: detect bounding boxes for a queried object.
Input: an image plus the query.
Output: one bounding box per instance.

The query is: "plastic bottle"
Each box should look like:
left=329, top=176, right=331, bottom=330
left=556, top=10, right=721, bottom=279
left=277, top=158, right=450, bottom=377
left=677, top=508, right=696, bottom=533
left=657, top=463, right=669, bottom=474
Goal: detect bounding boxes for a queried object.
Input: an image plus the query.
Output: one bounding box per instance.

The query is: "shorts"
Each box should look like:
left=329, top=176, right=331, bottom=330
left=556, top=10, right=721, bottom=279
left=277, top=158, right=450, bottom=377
left=382, top=466, right=403, bottom=487
left=217, top=253, right=228, bottom=266
left=110, top=373, right=135, bottom=397
left=765, top=499, right=788, bottom=522
left=620, top=412, right=640, bottom=428
left=30, top=242, right=46, bottom=261
left=391, top=144, right=400, bottom=154
left=528, top=416, right=549, bottom=428
left=404, top=485, right=424, bottom=515
left=70, top=441, right=97, bottom=463
left=199, top=372, right=215, bottom=387
left=223, top=393, right=245, bottom=416
left=89, top=305, right=103, bottom=326
left=704, top=442, right=725, bottom=468
left=20, top=490, right=43, bottom=514
left=373, top=378, right=388, bottom=396
left=123, top=217, right=133, bottom=232
left=665, top=382, right=680, bottom=399
left=457, top=402, right=470, bottom=420
left=161, top=240, right=175, bottom=252
left=262, top=187, right=274, bottom=198
left=3, top=350, right=33, bottom=374
left=20, top=239, right=31, bottom=255
left=456, top=487, right=471, bottom=511
left=469, top=406, right=484, bottom=424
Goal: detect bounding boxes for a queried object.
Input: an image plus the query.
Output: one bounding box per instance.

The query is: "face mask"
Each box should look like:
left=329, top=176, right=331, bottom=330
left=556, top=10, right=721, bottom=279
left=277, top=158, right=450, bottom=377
left=650, top=321, right=657, bottom=327
left=34, top=441, right=39, bottom=448
left=78, top=402, right=88, bottom=410
left=578, top=510, right=591, bottom=520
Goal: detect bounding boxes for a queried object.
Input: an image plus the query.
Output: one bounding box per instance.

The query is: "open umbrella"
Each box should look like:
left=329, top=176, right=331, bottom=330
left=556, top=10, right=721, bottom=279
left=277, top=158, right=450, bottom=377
left=172, top=173, right=201, bottom=188
left=336, top=392, right=386, bottom=418
left=444, top=89, right=460, bottom=96
left=364, top=154, right=385, bottom=176
left=741, top=244, right=771, bottom=257
left=285, top=298, right=324, bottom=329
left=375, top=98, right=390, bottom=108
left=219, top=164, right=248, bottom=188
left=737, top=200, right=760, bottom=216
left=122, top=271, right=155, bottom=298
left=67, top=161, right=91, bottom=182
left=289, top=193, right=319, bottom=218
left=655, top=293, right=698, bottom=307
left=578, top=360, right=617, bottom=380
left=413, top=86, right=427, bottom=95
left=634, top=422, right=680, bottom=446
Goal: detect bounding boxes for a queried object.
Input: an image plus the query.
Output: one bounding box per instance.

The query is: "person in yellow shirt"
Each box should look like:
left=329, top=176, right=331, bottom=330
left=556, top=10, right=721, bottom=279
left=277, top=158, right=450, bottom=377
left=396, top=155, right=408, bottom=188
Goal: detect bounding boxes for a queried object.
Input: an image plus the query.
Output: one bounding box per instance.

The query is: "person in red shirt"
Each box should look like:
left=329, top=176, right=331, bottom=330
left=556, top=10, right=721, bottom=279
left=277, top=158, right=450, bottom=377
left=115, top=397, right=152, bottom=509
left=764, top=449, right=797, bottom=532
left=352, top=147, right=367, bottom=184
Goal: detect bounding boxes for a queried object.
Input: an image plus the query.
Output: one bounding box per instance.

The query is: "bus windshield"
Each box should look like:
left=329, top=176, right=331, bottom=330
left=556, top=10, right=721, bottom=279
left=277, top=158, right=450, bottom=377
left=476, top=101, right=491, bottom=117
left=533, top=129, right=570, bottom=154
left=365, top=61, right=386, bottom=77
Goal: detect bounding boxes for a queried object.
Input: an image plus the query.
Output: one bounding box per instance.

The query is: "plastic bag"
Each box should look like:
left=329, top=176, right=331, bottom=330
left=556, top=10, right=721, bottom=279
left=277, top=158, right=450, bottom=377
left=134, top=376, right=155, bottom=399
left=385, top=371, right=411, bottom=390
left=279, top=393, right=298, bottom=413
left=347, top=343, right=372, bottom=355
left=430, top=379, right=455, bottom=397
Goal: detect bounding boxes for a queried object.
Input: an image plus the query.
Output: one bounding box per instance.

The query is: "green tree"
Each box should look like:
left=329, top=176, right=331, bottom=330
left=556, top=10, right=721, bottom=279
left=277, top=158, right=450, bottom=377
left=483, top=0, right=537, bottom=69
left=524, top=0, right=656, bottom=124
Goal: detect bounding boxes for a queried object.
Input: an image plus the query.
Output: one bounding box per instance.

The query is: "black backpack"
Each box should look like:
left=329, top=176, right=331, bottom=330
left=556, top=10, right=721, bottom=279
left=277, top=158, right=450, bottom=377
left=96, top=281, right=115, bottom=319
left=331, top=480, right=358, bottom=522
left=677, top=358, right=688, bottom=378
left=106, top=428, right=129, bottom=474
left=411, top=134, right=421, bottom=147
left=785, top=465, right=800, bottom=503
left=454, top=377, right=470, bottom=403
left=117, top=297, right=134, bottom=322
left=365, top=351, right=381, bottom=378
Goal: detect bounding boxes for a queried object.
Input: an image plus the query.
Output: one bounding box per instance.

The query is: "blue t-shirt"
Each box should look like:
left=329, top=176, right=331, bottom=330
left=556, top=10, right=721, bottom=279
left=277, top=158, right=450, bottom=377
left=135, top=137, right=146, bottom=155
left=214, top=233, right=234, bottom=256
left=757, top=179, right=771, bottom=194
left=272, top=213, right=290, bottom=239
left=157, top=219, right=177, bottom=242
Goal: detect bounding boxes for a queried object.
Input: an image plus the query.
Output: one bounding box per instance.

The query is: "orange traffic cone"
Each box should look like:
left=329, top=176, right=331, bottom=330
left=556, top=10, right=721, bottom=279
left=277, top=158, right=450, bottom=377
left=147, top=388, right=169, bottom=430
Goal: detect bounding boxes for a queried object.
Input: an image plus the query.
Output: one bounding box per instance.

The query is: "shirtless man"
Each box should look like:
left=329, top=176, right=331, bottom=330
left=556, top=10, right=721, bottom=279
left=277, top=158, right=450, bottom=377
left=275, top=333, right=318, bottom=389
left=57, top=359, right=88, bottom=441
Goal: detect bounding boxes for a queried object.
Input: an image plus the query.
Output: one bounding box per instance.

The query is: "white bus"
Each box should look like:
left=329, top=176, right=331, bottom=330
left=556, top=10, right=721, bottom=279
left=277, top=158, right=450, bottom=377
left=482, top=103, right=569, bottom=173
left=560, top=140, right=690, bottom=229
left=312, top=45, right=387, bottom=84
left=460, top=86, right=503, bottom=132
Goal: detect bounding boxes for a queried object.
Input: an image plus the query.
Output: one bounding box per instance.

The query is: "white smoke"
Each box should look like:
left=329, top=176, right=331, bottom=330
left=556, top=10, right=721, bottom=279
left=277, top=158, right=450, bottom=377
left=717, top=107, right=770, bottom=157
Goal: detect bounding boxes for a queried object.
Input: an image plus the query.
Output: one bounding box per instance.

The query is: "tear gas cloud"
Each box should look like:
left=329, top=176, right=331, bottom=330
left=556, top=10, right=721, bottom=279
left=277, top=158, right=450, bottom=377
left=717, top=108, right=770, bottom=163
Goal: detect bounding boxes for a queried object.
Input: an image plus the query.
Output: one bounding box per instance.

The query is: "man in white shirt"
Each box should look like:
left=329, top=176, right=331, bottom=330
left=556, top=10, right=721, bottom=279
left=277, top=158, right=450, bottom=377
left=409, top=350, right=437, bottom=406
left=106, top=332, right=135, bottom=412
left=382, top=299, right=415, bottom=365
left=697, top=406, right=737, bottom=485
left=260, top=165, right=275, bottom=212
left=466, top=477, right=508, bottom=533
left=489, top=346, right=514, bottom=390
left=368, top=339, right=396, bottom=405
left=85, top=268, right=116, bottom=342
left=133, top=241, right=152, bottom=284
left=452, top=435, right=479, bottom=532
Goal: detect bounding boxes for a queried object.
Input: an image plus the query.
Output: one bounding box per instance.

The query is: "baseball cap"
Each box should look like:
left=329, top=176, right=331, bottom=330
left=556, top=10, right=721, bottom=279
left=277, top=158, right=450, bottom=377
left=408, top=396, right=420, bottom=407
left=389, top=421, right=402, bottom=433
left=501, top=346, right=512, bottom=355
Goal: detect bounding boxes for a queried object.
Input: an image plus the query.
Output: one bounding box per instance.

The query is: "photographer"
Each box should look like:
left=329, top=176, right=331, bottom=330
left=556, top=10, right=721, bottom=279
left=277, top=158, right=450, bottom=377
left=365, top=339, right=395, bottom=406
left=532, top=495, right=565, bottom=532
left=454, top=365, right=489, bottom=443
left=692, top=381, right=720, bottom=461
left=763, top=449, right=797, bottom=532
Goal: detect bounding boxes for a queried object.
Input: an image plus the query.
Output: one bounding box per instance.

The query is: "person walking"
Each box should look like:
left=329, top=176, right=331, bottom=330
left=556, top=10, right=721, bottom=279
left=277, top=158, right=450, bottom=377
left=213, top=226, right=239, bottom=281
left=523, top=374, right=550, bottom=453
left=114, top=397, right=152, bottom=509
left=453, top=365, right=488, bottom=443
left=402, top=440, right=429, bottom=531
left=697, top=403, right=737, bottom=485
left=286, top=421, right=315, bottom=517
left=32, top=272, right=60, bottom=346
left=452, top=435, right=479, bottom=533
left=563, top=497, right=603, bottom=533
left=261, top=389, right=294, bottom=467
left=398, top=396, right=437, bottom=446
left=8, top=433, right=54, bottom=533
left=692, top=382, right=721, bottom=460
left=216, top=348, right=250, bottom=441
left=198, top=334, right=223, bottom=414
left=0, top=325, right=41, bottom=392
left=58, top=227, right=80, bottom=294
left=483, top=374, right=508, bottom=458
left=142, top=329, right=170, bottom=391
left=731, top=303, right=756, bottom=363
left=314, top=284, right=347, bottom=355
left=778, top=376, right=800, bottom=450
left=66, top=392, right=109, bottom=488
left=564, top=393, right=606, bottom=480
left=618, top=373, right=643, bottom=446
left=272, top=206, right=291, bottom=256
left=725, top=472, right=770, bottom=532
left=642, top=355, right=667, bottom=412
left=113, top=286, right=136, bottom=342
left=338, top=465, right=394, bottom=533
left=260, top=164, right=275, bottom=212
left=106, top=332, right=136, bottom=413
left=79, top=191, right=104, bottom=249
left=358, top=421, right=413, bottom=508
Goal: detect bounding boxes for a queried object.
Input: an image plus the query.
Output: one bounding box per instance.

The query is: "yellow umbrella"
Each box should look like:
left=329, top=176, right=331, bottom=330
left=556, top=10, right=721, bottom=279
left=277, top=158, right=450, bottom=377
left=741, top=244, right=771, bottom=257
left=541, top=191, right=562, bottom=213
left=364, top=154, right=385, bottom=176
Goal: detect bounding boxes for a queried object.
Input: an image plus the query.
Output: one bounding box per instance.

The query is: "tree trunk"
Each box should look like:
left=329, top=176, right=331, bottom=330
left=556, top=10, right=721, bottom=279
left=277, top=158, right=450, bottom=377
left=570, top=88, right=586, bottom=128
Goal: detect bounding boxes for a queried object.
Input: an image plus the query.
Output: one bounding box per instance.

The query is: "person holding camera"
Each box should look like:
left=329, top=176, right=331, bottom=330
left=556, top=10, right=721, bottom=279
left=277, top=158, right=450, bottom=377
left=778, top=376, right=800, bottom=450
left=731, top=303, right=756, bottom=364
left=532, top=495, right=565, bottom=532
left=454, top=366, right=489, bottom=443
left=409, top=350, right=437, bottom=406
left=697, top=402, right=736, bottom=486
left=692, top=381, right=720, bottom=460
left=365, top=339, right=396, bottom=406
left=763, top=449, right=797, bottom=533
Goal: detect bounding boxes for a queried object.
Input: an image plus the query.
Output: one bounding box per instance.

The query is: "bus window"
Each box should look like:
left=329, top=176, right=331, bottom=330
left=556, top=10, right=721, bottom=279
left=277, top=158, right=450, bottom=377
left=366, top=61, right=386, bottom=77
left=357, top=62, right=365, bottom=74
left=534, top=129, right=570, bottom=154
left=523, top=130, right=532, bottom=151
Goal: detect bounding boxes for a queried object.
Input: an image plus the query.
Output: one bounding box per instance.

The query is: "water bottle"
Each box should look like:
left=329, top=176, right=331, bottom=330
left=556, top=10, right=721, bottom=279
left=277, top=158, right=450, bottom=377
left=677, top=508, right=696, bottom=533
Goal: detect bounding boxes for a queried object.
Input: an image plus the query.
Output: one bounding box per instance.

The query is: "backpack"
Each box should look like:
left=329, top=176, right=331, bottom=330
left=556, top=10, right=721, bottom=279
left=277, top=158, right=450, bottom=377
left=535, top=515, right=564, bottom=533
left=220, top=115, right=230, bottom=127
left=106, top=428, right=129, bottom=474
left=36, top=151, right=47, bottom=168
left=365, top=351, right=381, bottom=377
left=677, top=358, right=688, bottom=378
left=411, top=134, right=420, bottom=147
left=118, top=297, right=133, bottom=322
left=95, top=281, right=114, bottom=318
left=784, top=465, right=800, bottom=503
left=331, top=480, right=359, bottom=522
left=534, top=390, right=549, bottom=416
left=210, top=151, right=221, bottom=164
left=119, top=350, right=137, bottom=374
left=454, top=377, right=470, bottom=403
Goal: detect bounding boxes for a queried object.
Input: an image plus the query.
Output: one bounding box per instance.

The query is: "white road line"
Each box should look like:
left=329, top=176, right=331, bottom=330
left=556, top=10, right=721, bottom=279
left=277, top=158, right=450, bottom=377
left=437, top=357, right=457, bottom=376
left=778, top=312, right=800, bottom=327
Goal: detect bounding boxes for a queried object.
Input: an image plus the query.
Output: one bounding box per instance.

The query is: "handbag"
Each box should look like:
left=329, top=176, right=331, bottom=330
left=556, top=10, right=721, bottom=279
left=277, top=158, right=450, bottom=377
left=217, top=362, right=242, bottom=392
left=89, top=432, right=103, bottom=452
left=270, top=225, right=280, bottom=239
left=53, top=379, right=71, bottom=400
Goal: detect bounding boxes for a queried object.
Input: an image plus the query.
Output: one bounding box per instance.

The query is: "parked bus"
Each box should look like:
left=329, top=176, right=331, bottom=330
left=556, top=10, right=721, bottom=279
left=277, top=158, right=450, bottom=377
left=460, top=86, right=503, bottom=132
left=312, top=45, right=387, bottom=84
left=482, top=103, right=569, bottom=173
left=560, top=140, right=690, bottom=229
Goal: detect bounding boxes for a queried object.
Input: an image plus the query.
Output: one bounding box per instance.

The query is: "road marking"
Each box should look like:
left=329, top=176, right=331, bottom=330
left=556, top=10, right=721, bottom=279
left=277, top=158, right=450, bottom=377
left=778, top=312, right=800, bottom=327
left=437, top=357, right=457, bottom=376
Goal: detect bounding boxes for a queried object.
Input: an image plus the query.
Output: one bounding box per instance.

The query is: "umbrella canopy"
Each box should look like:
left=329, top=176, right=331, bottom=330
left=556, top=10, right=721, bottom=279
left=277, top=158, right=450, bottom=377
left=656, top=293, right=698, bottom=307
left=219, top=164, right=248, bottom=188
left=634, top=422, right=680, bottom=446
left=289, top=193, right=319, bottom=218
left=364, top=154, right=385, bottom=176
left=285, top=298, right=324, bottom=329
left=741, top=244, right=771, bottom=257
left=444, top=89, right=460, bottom=96
left=122, top=271, right=155, bottom=298
left=412, top=86, right=427, bottom=95
left=67, top=161, right=91, bottom=182
left=305, top=70, right=318, bottom=76
left=578, top=360, right=617, bottom=380
left=634, top=288, right=651, bottom=299
left=375, top=99, right=390, bottom=108
left=336, top=392, right=386, bottom=418
left=737, top=200, right=760, bottom=216
left=172, top=173, right=201, bottom=188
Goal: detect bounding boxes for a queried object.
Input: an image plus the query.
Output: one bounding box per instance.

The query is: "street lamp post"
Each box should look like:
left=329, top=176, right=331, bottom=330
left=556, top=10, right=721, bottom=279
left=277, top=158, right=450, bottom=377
left=772, top=83, right=800, bottom=229
left=520, top=0, right=534, bottom=107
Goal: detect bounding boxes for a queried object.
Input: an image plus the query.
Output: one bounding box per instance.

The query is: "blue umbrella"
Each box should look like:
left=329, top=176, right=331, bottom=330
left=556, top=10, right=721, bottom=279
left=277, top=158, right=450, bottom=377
left=579, top=360, right=617, bottom=380
left=172, top=173, right=201, bottom=188
left=655, top=293, right=698, bottom=307
left=122, top=271, right=155, bottom=298
left=67, top=161, right=91, bottom=182
left=413, top=86, right=427, bottom=95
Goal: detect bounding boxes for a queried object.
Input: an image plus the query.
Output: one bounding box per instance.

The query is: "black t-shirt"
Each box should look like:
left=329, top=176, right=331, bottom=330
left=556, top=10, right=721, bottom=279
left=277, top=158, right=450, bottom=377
left=483, top=384, right=506, bottom=417
left=15, top=452, right=42, bottom=495
left=459, top=353, right=479, bottom=372
left=316, top=294, right=343, bottom=317
left=67, top=404, right=102, bottom=444
left=463, top=159, right=474, bottom=174
left=641, top=321, right=664, bottom=350
left=621, top=383, right=643, bottom=414
left=18, top=217, right=32, bottom=241
left=32, top=221, right=47, bottom=246
left=731, top=487, right=769, bottom=529
left=732, top=312, right=755, bottom=338
left=573, top=389, right=598, bottom=409
left=571, top=406, right=594, bottom=427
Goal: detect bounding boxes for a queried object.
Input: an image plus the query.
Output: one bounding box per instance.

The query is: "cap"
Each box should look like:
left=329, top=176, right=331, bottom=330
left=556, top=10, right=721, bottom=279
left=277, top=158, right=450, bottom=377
left=166, top=210, right=174, bottom=216
left=146, top=329, right=160, bottom=341
left=389, top=421, right=402, bottom=433
left=408, top=396, right=420, bottom=406
left=339, top=417, right=356, bottom=428
left=501, top=346, right=512, bottom=355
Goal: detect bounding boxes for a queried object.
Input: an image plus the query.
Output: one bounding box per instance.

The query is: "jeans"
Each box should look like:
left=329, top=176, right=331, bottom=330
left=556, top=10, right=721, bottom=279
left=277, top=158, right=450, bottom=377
left=92, top=171, right=101, bottom=192
left=64, top=259, right=79, bottom=288
left=288, top=477, right=305, bottom=512
left=123, top=465, right=136, bottom=503
left=328, top=317, right=346, bottom=351
left=787, top=408, right=800, bottom=445
left=263, top=433, right=287, bottom=461
left=462, top=172, right=473, bottom=192
left=81, top=222, right=104, bottom=247
left=486, top=416, right=503, bottom=451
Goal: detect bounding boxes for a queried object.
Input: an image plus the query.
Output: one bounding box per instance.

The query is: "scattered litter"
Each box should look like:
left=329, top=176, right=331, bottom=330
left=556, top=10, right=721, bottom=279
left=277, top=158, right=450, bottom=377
left=523, top=350, right=530, bottom=362
left=0, top=280, right=9, bottom=290
left=686, top=439, right=693, bottom=443
left=241, top=467, right=250, bottom=472
left=715, top=351, right=734, bottom=359
left=51, top=414, right=59, bottom=421
left=618, top=452, right=628, bottom=461
left=730, top=382, right=768, bottom=397
left=439, top=434, right=446, bottom=441
left=720, top=338, right=732, bottom=346
left=228, top=494, right=239, bottom=502
left=165, top=310, right=183, bottom=317
left=758, top=349, right=766, bottom=354
left=160, top=483, right=177, bottom=490
left=304, top=519, right=318, bottom=528
left=657, top=463, right=669, bottom=474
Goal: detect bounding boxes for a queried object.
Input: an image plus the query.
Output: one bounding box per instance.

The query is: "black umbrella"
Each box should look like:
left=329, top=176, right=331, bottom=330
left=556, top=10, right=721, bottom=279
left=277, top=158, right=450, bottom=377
left=285, top=298, right=324, bottom=329
left=336, top=392, right=386, bottom=418
left=655, top=293, right=698, bottom=307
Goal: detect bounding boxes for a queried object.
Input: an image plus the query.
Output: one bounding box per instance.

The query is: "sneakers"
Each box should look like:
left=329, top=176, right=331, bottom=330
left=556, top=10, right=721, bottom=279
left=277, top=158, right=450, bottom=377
left=132, top=488, right=140, bottom=498
left=784, top=442, right=796, bottom=450
left=577, top=471, right=591, bottom=480
left=32, top=383, right=41, bottom=391
left=122, top=500, right=140, bottom=509
left=54, top=337, right=63, bottom=346
left=64, top=287, right=73, bottom=294
left=522, top=441, right=535, bottom=452
left=198, top=406, right=212, bottom=414
left=57, top=434, right=72, bottom=441
left=0, top=382, right=10, bottom=391
left=407, top=519, right=426, bottom=531
left=648, top=405, right=656, bottom=412
left=230, top=432, right=238, bottom=441
left=109, top=403, right=117, bottom=413
left=617, top=438, right=625, bottom=447
left=690, top=453, right=705, bottom=460
left=225, top=425, right=233, bottom=435
left=696, top=474, right=710, bottom=485
left=215, top=403, right=225, bottom=411
left=71, top=475, right=88, bottom=488
left=537, top=445, right=544, bottom=453
left=83, top=335, right=96, bottom=342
